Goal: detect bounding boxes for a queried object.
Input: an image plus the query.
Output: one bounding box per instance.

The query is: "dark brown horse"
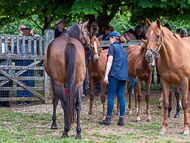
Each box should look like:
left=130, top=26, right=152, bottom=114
left=44, top=20, right=90, bottom=139
left=145, top=18, right=190, bottom=135
left=126, top=42, right=154, bottom=123
left=85, top=35, right=108, bottom=120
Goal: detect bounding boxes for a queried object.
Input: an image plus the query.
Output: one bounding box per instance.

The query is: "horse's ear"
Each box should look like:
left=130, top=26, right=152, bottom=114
left=156, top=18, right=161, bottom=27
left=98, top=34, right=103, bottom=41
left=83, top=19, right=89, bottom=27
left=146, top=18, right=151, bottom=27
left=141, top=38, right=147, bottom=45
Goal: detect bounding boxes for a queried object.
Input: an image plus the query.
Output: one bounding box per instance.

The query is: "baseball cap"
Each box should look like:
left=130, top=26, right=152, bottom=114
left=105, top=31, right=120, bottom=39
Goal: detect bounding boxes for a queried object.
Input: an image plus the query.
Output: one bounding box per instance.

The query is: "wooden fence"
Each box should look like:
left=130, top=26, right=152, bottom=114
left=0, top=30, right=54, bottom=103
left=0, top=30, right=142, bottom=104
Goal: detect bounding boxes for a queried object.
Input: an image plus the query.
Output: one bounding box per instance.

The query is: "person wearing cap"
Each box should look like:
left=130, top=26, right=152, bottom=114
left=99, top=31, right=129, bottom=126
left=90, top=22, right=99, bottom=37
left=54, top=19, right=67, bottom=39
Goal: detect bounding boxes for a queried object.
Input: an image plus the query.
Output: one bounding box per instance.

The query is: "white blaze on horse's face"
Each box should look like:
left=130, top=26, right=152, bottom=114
left=151, top=30, right=154, bottom=35
left=94, top=41, right=98, bottom=53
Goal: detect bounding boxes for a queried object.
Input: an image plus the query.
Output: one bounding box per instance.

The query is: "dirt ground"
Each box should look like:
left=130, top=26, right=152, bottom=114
left=2, top=88, right=190, bottom=142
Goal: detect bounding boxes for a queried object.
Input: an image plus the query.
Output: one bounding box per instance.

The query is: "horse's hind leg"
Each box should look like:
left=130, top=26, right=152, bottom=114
left=85, top=78, right=96, bottom=120
left=75, top=84, right=82, bottom=139
left=136, top=77, right=142, bottom=123
left=51, top=81, right=59, bottom=129
left=168, top=88, right=172, bottom=117
left=145, top=77, right=151, bottom=122
left=174, top=85, right=180, bottom=118
left=158, top=93, right=163, bottom=109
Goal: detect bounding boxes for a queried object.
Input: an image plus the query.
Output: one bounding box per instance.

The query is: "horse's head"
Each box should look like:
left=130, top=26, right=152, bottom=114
left=78, top=20, right=91, bottom=52
left=90, top=35, right=103, bottom=62
left=145, top=18, right=163, bottom=63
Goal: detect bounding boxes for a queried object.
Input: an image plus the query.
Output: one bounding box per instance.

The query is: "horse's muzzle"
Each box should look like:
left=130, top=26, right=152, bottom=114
left=145, top=53, right=154, bottom=63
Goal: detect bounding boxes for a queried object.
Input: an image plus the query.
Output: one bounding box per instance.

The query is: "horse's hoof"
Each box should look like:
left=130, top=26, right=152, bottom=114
left=147, top=119, right=152, bottom=122
left=85, top=118, right=90, bottom=121
left=159, top=130, right=166, bottom=135
left=76, top=134, right=82, bottom=140
left=183, top=130, right=190, bottom=134
left=157, top=105, right=162, bottom=109
left=51, top=124, right=58, bottom=129
left=136, top=120, right=141, bottom=123
left=61, top=132, right=69, bottom=138
left=129, top=111, right=132, bottom=115
left=174, top=114, right=179, bottom=118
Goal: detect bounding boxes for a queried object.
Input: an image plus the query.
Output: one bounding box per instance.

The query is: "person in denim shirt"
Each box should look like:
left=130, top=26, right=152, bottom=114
left=99, top=31, right=129, bottom=126
left=15, top=24, right=34, bottom=105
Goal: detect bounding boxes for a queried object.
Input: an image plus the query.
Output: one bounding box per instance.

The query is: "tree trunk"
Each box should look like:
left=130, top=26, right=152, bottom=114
left=42, top=17, right=51, bottom=36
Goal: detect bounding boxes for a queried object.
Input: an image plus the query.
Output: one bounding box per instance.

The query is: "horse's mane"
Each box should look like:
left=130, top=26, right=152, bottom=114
left=61, top=23, right=80, bottom=39
left=162, top=27, right=181, bottom=40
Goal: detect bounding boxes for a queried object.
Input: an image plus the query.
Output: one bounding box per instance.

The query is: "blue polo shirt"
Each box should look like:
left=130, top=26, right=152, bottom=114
left=107, top=41, right=129, bottom=81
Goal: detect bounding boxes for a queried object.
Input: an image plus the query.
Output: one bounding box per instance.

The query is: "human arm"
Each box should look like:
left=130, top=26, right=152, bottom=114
left=104, top=55, right=113, bottom=84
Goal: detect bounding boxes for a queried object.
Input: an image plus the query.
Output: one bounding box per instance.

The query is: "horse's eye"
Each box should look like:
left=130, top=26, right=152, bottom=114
left=156, top=35, right=160, bottom=39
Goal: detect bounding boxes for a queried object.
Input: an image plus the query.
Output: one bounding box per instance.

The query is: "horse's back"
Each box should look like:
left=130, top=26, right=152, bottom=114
left=44, top=35, right=85, bottom=84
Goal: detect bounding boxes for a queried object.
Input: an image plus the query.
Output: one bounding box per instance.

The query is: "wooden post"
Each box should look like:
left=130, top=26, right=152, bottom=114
left=44, top=30, right=54, bottom=103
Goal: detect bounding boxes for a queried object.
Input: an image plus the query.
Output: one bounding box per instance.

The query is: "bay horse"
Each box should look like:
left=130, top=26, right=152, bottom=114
left=44, top=20, right=90, bottom=139
left=126, top=42, right=154, bottom=123
left=145, top=18, right=190, bottom=135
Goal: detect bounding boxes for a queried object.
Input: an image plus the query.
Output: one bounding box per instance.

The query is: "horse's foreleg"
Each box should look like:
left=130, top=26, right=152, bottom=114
left=75, top=84, right=82, bottom=139
left=136, top=77, right=142, bottom=123
left=159, top=80, right=170, bottom=135
left=127, top=79, right=132, bottom=115
left=100, top=80, right=106, bottom=119
left=158, top=92, right=163, bottom=109
left=168, top=88, right=172, bottom=117
left=85, top=78, right=96, bottom=120
left=175, top=84, right=180, bottom=118
left=134, top=82, right=138, bottom=114
left=145, top=77, right=151, bottom=122
left=181, top=78, right=189, bottom=134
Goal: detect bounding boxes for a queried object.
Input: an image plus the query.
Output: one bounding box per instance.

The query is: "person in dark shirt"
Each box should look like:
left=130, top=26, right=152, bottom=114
left=134, top=25, right=146, bottom=40
left=54, top=19, right=67, bottom=39
left=99, top=31, right=129, bottom=126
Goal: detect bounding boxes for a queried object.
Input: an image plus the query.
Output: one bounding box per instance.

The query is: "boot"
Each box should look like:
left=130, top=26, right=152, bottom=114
left=99, top=117, right=111, bottom=125
left=117, top=117, right=125, bottom=126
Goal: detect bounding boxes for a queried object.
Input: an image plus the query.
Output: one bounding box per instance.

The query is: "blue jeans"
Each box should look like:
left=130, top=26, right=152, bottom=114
left=131, top=77, right=136, bottom=89
left=16, top=60, right=34, bottom=97
left=107, top=76, right=126, bottom=117
left=151, top=59, right=160, bottom=84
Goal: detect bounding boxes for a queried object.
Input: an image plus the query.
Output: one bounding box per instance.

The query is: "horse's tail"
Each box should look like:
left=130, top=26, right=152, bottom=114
left=65, top=43, right=76, bottom=124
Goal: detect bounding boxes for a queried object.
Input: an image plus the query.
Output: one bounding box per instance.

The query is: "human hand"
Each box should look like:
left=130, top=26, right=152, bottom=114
left=104, top=76, right=109, bottom=85
left=30, top=29, right=34, bottom=36
left=19, top=31, right=24, bottom=36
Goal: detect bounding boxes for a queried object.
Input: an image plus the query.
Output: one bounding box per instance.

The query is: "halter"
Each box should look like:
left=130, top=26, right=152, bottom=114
left=79, top=23, right=90, bottom=47
left=147, top=30, right=163, bottom=55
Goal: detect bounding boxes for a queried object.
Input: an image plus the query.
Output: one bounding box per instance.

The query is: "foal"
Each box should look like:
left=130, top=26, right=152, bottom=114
left=127, top=42, right=154, bottom=123
left=85, top=35, right=109, bottom=120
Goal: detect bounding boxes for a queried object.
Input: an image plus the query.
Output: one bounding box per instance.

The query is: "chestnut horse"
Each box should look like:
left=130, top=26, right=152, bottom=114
left=127, top=42, right=154, bottom=123
left=85, top=35, right=108, bottom=120
left=44, top=20, right=90, bottom=139
left=145, top=18, right=190, bottom=135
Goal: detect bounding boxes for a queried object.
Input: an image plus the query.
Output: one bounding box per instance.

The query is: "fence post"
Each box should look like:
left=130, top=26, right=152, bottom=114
left=44, top=30, right=54, bottom=103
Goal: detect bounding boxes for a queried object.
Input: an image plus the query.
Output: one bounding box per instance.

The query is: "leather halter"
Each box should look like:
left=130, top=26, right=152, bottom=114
left=147, top=30, right=163, bottom=55
left=79, top=23, right=90, bottom=47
